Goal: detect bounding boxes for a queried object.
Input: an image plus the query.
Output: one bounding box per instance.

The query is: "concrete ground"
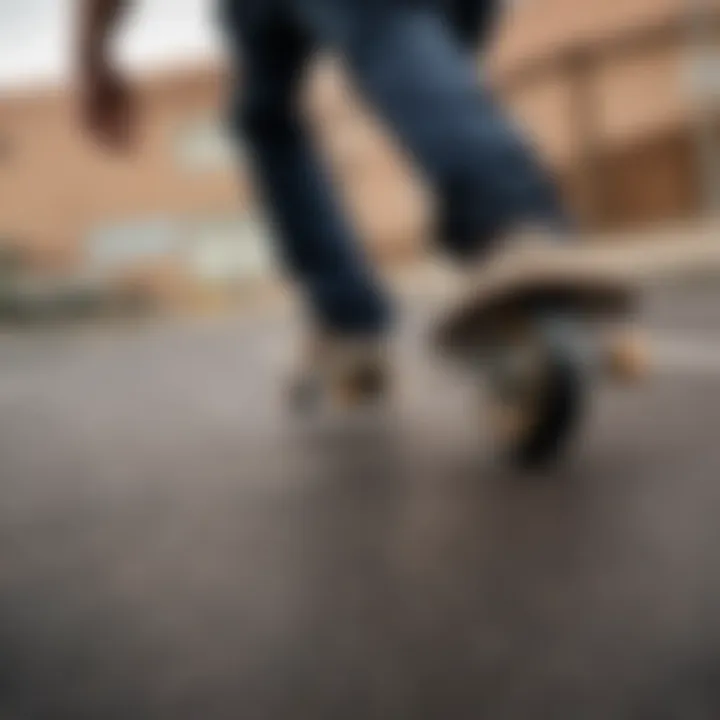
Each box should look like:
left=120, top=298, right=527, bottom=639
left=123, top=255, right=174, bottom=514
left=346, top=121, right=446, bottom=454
left=1, top=281, right=720, bottom=719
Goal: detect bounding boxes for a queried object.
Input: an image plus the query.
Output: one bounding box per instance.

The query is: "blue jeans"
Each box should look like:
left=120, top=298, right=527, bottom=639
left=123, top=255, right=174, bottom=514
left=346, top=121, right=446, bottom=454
left=221, top=0, right=566, bottom=335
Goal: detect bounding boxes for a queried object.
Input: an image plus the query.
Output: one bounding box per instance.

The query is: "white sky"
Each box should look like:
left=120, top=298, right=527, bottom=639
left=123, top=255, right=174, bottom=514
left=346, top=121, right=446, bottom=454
left=0, top=0, right=223, bottom=89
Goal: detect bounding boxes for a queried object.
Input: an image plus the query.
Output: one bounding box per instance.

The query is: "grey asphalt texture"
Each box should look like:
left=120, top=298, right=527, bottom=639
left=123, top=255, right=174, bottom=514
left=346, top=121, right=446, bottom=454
left=1, top=284, right=720, bottom=720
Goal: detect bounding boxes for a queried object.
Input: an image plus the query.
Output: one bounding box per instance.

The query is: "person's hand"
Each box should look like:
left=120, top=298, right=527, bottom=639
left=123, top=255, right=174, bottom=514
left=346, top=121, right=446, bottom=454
left=80, top=59, right=136, bottom=151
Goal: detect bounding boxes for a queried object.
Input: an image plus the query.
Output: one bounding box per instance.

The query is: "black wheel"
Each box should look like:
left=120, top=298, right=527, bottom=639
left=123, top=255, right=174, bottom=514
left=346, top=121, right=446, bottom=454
left=486, top=316, right=588, bottom=469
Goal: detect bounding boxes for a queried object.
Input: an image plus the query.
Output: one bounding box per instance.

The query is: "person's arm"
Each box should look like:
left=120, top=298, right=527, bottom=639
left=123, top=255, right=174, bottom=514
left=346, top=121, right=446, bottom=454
left=78, top=0, right=136, bottom=149
left=79, top=0, right=128, bottom=67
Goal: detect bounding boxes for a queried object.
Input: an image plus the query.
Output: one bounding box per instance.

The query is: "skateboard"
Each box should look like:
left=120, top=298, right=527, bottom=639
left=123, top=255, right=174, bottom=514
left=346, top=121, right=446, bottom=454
left=289, top=273, right=648, bottom=467
left=287, top=226, right=720, bottom=466
left=433, top=252, right=649, bottom=468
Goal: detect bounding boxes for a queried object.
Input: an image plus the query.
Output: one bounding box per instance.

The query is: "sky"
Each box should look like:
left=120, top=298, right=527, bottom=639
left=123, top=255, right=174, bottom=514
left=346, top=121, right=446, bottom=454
left=0, top=0, right=223, bottom=89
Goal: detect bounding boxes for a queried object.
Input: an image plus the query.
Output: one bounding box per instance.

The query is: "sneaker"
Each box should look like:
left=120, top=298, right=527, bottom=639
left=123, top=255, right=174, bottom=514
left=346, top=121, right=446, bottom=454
left=288, top=331, right=390, bottom=413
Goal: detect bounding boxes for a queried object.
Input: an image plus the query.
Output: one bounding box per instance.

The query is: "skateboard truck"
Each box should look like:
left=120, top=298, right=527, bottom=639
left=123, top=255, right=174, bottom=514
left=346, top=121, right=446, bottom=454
left=474, top=314, right=651, bottom=468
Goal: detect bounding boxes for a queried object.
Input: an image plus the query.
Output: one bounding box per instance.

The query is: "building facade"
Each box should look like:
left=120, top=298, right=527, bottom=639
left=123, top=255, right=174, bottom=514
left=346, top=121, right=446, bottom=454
left=0, top=0, right=717, bottom=309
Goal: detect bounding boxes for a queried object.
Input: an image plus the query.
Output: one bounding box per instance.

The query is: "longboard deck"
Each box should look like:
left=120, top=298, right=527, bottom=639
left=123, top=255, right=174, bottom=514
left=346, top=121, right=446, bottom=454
left=434, top=256, right=638, bottom=352
left=434, top=224, right=720, bottom=353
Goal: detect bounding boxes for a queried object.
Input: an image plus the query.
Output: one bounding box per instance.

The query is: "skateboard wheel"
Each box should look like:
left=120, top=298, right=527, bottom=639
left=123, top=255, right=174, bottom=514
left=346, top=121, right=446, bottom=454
left=333, top=365, right=389, bottom=408
left=486, top=319, right=586, bottom=469
left=606, top=328, right=650, bottom=383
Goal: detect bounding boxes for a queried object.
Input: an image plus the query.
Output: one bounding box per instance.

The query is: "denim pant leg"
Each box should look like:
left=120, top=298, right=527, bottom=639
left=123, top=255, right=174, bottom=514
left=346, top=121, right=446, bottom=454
left=222, top=2, right=391, bottom=335
left=293, top=0, right=568, bottom=258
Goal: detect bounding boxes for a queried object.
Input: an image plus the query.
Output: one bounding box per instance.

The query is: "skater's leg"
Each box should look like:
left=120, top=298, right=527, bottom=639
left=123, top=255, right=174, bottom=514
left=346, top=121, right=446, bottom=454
left=221, top=3, right=390, bottom=335
left=440, top=0, right=510, bottom=250
left=444, top=0, right=501, bottom=52
left=292, top=0, right=567, bottom=257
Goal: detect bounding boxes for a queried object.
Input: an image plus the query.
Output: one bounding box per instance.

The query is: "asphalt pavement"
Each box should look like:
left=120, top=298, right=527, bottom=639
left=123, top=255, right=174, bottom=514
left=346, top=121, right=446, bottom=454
left=1, top=283, right=720, bottom=719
